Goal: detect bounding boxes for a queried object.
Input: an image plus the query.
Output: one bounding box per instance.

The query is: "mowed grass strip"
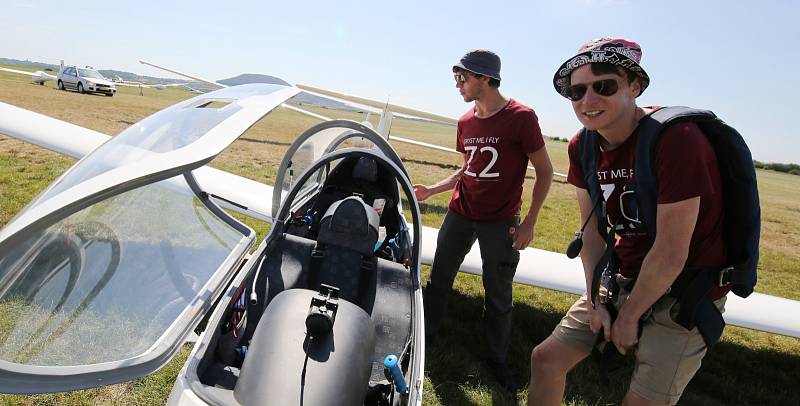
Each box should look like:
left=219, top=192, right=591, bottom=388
left=0, top=72, right=798, bottom=405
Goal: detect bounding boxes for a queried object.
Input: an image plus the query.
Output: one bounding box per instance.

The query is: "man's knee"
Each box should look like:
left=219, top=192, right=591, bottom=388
left=530, top=341, right=563, bottom=376
left=530, top=337, right=586, bottom=377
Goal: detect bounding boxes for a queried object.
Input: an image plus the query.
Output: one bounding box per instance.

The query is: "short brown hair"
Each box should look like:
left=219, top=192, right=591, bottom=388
left=589, top=62, right=638, bottom=84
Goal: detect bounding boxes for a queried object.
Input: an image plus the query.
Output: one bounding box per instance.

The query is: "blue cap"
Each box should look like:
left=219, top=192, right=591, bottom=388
left=453, top=49, right=501, bottom=81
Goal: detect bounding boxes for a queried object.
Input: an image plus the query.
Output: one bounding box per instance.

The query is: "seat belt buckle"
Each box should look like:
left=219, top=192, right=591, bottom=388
left=717, top=266, right=734, bottom=287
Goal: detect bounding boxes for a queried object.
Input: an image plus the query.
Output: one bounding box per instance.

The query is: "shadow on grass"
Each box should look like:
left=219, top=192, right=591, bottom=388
left=418, top=202, right=450, bottom=217
left=238, top=137, right=291, bottom=147
left=426, top=288, right=800, bottom=406
left=402, top=158, right=461, bottom=171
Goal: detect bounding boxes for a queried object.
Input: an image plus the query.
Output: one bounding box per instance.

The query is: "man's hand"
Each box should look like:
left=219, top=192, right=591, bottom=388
left=610, top=313, right=639, bottom=355
left=589, top=305, right=612, bottom=342
left=511, top=217, right=535, bottom=250
left=413, top=184, right=434, bottom=202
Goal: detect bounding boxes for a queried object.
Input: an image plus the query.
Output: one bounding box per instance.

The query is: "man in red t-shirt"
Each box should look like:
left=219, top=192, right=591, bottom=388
left=527, top=38, right=727, bottom=406
left=413, top=49, right=553, bottom=392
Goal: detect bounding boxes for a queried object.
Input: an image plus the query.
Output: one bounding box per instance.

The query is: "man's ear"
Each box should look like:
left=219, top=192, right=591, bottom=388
left=630, top=78, right=642, bottom=97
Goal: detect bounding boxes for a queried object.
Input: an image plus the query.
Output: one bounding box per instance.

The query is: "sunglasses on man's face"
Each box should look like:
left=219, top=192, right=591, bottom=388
left=566, top=79, right=619, bottom=101
left=454, top=72, right=483, bottom=84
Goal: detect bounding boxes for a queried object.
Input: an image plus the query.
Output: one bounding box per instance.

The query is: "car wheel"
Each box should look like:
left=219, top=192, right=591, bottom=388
left=77, top=82, right=84, bottom=94
left=106, top=93, right=113, bottom=97
left=58, top=80, right=65, bottom=90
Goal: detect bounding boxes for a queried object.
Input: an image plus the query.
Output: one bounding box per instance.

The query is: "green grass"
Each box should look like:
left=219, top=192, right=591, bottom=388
left=0, top=74, right=798, bottom=405
left=0, top=345, right=191, bottom=406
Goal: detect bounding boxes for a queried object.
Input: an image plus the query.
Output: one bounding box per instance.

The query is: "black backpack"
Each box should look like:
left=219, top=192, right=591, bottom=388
left=577, top=106, right=761, bottom=346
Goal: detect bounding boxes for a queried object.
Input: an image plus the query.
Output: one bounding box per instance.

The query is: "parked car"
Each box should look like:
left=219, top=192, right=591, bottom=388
left=57, top=66, right=116, bottom=96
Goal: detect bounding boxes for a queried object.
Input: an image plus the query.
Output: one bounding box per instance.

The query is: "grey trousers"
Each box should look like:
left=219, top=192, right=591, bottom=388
left=424, top=210, right=520, bottom=363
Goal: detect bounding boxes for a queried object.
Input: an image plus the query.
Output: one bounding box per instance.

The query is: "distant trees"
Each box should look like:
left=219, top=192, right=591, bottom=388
left=545, top=135, right=569, bottom=143
left=541, top=135, right=798, bottom=176
left=753, top=160, right=800, bottom=176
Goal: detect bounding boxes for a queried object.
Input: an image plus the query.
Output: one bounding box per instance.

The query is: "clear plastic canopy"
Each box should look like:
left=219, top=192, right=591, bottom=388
left=0, top=176, right=245, bottom=366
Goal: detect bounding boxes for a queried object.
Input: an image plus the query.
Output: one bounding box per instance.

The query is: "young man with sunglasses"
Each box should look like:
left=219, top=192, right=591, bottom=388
left=413, top=49, right=553, bottom=393
left=527, top=38, right=727, bottom=406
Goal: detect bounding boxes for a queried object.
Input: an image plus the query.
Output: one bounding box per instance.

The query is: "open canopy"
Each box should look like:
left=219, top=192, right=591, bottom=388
left=0, top=84, right=299, bottom=393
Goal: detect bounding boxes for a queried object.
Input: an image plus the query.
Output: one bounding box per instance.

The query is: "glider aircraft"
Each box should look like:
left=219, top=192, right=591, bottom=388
left=0, top=62, right=798, bottom=405
left=0, top=66, right=57, bottom=85
left=0, top=85, right=425, bottom=405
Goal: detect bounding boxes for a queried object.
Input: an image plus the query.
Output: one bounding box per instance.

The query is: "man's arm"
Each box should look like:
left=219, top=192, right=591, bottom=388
left=512, top=147, right=554, bottom=249
left=413, top=164, right=465, bottom=202
left=612, top=197, right=701, bottom=352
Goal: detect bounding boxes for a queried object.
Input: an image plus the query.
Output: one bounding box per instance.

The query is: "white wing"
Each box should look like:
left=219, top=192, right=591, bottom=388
left=0, top=66, right=57, bottom=84
left=296, top=84, right=458, bottom=126
left=139, top=60, right=225, bottom=89
left=419, top=226, right=800, bottom=338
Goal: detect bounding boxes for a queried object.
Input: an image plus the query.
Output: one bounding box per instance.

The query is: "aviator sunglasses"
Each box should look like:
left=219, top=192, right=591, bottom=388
left=566, top=78, right=619, bottom=101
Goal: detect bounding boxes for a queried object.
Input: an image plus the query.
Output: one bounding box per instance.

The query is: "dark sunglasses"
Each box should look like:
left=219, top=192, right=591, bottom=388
left=566, top=79, right=619, bottom=101
left=454, top=71, right=483, bottom=84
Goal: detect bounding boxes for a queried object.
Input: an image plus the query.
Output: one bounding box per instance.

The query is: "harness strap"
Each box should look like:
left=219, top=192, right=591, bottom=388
left=310, top=243, right=327, bottom=288
left=312, top=242, right=376, bottom=305
left=591, top=304, right=625, bottom=383
left=667, top=264, right=745, bottom=348
left=590, top=222, right=620, bottom=309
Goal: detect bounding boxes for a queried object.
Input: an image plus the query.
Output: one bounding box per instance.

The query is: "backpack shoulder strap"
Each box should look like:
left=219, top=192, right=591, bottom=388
left=578, top=128, right=607, bottom=238
left=633, top=106, right=718, bottom=239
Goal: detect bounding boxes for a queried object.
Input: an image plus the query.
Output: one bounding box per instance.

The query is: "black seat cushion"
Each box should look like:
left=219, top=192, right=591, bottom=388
left=316, top=197, right=379, bottom=256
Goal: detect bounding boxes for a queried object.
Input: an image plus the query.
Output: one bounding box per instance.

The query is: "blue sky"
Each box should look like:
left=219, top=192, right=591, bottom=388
left=1, top=0, right=797, bottom=163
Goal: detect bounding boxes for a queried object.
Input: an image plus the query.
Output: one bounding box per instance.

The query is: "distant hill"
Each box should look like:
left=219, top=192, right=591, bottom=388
left=0, top=58, right=59, bottom=71
left=218, top=73, right=290, bottom=86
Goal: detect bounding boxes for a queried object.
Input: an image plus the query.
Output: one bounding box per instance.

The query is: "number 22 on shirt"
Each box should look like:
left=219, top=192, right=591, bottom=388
left=464, top=145, right=500, bottom=178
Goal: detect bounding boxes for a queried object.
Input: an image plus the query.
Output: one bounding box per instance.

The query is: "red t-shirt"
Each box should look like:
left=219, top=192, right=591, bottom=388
left=567, top=115, right=729, bottom=299
left=449, top=99, right=545, bottom=221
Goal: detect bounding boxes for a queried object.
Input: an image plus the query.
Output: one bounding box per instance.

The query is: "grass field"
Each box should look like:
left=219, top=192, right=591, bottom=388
left=0, top=65, right=798, bottom=405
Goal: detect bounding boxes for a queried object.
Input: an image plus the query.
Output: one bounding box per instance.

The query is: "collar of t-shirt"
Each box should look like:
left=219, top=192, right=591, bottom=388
left=473, top=98, right=513, bottom=120
left=597, top=105, right=662, bottom=152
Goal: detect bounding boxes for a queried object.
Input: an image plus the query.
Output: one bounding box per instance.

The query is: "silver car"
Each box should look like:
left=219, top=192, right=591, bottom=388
left=57, top=66, right=117, bottom=96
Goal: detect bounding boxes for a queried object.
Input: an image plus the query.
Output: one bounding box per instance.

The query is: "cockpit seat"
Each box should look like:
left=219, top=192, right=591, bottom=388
left=310, top=196, right=379, bottom=306
left=352, top=155, right=378, bottom=183
left=307, top=156, right=399, bottom=240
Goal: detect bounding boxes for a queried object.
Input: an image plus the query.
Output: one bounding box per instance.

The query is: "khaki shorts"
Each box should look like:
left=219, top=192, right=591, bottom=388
left=552, top=286, right=726, bottom=405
